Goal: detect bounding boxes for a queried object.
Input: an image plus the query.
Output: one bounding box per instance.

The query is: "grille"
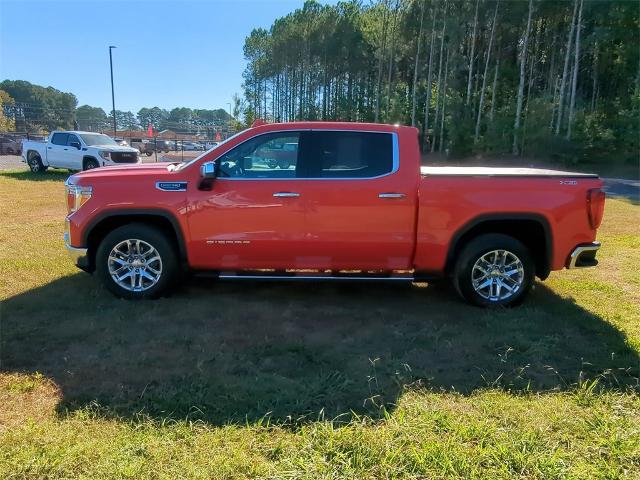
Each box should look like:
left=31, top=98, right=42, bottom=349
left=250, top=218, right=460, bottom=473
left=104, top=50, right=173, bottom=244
left=111, top=152, right=138, bottom=163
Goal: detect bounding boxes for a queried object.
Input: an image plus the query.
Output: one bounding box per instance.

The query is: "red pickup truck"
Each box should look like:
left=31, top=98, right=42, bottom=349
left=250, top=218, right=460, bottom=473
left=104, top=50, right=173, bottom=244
left=63, top=122, right=605, bottom=307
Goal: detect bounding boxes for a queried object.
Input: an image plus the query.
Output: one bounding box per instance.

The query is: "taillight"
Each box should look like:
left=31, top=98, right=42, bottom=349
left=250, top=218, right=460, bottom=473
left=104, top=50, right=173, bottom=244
left=587, top=188, right=605, bottom=229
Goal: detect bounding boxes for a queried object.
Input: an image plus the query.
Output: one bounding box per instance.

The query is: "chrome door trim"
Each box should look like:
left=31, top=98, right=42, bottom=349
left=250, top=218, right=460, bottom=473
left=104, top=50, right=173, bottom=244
left=378, top=193, right=406, bottom=198
left=272, top=192, right=301, bottom=197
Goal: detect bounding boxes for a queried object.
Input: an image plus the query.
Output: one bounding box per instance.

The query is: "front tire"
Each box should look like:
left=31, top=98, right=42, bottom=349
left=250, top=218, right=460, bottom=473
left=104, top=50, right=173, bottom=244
left=453, top=234, right=534, bottom=308
left=84, top=158, right=100, bottom=170
left=95, top=223, right=178, bottom=299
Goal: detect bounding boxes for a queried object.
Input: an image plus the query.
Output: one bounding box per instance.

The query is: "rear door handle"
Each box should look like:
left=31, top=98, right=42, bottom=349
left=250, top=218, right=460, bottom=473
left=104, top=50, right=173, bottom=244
left=273, top=192, right=300, bottom=198
left=378, top=193, right=406, bottom=199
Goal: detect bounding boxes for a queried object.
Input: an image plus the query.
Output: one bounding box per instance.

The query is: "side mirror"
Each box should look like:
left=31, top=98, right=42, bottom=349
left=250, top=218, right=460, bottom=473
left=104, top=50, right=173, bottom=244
left=200, top=161, right=218, bottom=178
left=199, top=161, right=218, bottom=191
left=70, top=141, right=81, bottom=149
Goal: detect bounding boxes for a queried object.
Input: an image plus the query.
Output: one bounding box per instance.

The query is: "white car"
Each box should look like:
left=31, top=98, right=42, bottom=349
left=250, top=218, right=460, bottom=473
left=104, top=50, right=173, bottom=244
left=181, top=141, right=203, bottom=151
left=22, top=131, right=140, bottom=172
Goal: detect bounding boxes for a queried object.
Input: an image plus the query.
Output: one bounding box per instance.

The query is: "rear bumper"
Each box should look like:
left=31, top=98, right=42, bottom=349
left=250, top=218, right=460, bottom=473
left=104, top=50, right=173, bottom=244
left=567, top=242, right=601, bottom=269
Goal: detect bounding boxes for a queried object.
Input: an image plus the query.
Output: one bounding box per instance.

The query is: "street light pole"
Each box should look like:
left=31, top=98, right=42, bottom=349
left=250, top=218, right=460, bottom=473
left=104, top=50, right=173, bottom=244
left=109, top=46, right=117, bottom=137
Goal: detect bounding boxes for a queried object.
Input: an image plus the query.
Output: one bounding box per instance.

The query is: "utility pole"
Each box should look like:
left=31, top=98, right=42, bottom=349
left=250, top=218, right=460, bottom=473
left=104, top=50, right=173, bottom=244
left=109, top=46, right=117, bottom=137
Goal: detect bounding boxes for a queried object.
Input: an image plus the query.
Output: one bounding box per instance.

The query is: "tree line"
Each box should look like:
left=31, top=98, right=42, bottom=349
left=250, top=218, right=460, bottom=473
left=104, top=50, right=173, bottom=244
left=0, top=80, right=231, bottom=134
left=241, top=0, right=639, bottom=163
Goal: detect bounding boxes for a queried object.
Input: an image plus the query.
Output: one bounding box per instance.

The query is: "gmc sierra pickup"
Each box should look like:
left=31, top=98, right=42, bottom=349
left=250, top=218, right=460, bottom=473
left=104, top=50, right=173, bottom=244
left=22, top=131, right=140, bottom=172
left=63, top=122, right=605, bottom=307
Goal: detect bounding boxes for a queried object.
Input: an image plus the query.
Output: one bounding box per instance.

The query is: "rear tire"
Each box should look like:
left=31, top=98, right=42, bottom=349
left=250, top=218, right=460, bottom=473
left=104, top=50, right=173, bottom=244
left=95, top=223, right=178, bottom=299
left=453, top=234, right=534, bottom=308
left=27, top=152, right=47, bottom=173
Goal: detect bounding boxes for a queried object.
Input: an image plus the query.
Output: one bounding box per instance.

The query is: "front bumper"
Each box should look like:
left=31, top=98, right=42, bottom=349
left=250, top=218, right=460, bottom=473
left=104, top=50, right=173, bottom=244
left=64, top=232, right=90, bottom=270
left=567, top=242, right=601, bottom=269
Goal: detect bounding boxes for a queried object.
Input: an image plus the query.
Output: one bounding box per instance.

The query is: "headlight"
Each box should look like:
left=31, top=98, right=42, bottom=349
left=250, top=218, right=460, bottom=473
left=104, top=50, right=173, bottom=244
left=99, top=150, right=111, bottom=160
left=65, top=179, right=93, bottom=214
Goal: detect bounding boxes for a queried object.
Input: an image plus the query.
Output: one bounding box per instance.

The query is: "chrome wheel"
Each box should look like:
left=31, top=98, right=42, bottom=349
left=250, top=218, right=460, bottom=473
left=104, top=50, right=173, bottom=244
left=28, top=155, right=41, bottom=172
left=471, top=249, right=524, bottom=302
left=107, top=239, right=163, bottom=292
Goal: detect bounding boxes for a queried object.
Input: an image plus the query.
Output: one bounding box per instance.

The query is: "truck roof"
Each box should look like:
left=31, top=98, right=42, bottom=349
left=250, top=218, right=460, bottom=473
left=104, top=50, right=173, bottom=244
left=51, top=131, right=110, bottom=135
left=249, top=121, right=416, bottom=134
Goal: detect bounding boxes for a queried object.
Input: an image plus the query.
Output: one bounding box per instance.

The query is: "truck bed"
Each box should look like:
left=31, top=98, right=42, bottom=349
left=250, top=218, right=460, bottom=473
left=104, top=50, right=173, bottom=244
left=421, top=166, right=598, bottom=178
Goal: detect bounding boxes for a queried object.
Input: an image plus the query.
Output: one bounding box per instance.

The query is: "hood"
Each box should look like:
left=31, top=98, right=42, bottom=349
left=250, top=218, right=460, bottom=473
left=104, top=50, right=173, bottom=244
left=70, top=162, right=176, bottom=184
left=92, top=144, right=139, bottom=153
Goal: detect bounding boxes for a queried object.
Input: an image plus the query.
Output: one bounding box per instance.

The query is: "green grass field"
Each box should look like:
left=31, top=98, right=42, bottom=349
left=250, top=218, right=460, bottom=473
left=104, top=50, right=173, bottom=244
left=1, top=169, right=639, bottom=479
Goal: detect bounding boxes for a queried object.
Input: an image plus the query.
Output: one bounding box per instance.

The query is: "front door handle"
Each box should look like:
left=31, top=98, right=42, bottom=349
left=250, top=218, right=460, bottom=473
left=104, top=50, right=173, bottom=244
left=273, top=192, right=300, bottom=198
left=378, top=193, right=406, bottom=199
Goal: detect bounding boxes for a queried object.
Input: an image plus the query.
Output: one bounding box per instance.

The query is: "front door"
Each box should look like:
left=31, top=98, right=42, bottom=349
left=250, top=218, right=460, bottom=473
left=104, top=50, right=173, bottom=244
left=187, top=131, right=307, bottom=270
left=64, top=133, right=83, bottom=168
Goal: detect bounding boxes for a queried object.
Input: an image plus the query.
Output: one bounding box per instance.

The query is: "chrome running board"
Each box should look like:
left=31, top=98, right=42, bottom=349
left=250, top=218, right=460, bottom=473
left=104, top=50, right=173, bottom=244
left=218, top=272, right=415, bottom=282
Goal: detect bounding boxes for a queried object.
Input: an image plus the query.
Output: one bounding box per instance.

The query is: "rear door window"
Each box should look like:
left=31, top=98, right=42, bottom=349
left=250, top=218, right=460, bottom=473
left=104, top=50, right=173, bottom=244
left=51, top=133, right=69, bottom=146
left=298, top=131, right=394, bottom=178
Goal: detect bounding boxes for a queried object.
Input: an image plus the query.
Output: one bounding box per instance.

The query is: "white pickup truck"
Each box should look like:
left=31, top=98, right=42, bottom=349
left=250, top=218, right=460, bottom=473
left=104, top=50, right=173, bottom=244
left=22, top=131, right=140, bottom=173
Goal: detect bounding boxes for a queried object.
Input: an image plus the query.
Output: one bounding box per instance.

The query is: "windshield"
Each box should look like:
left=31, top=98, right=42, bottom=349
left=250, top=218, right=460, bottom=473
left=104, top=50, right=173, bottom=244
left=79, top=133, right=119, bottom=146
left=174, top=129, right=248, bottom=171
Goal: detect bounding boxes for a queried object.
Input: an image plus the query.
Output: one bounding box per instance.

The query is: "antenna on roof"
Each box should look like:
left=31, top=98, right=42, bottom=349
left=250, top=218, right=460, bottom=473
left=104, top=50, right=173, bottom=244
left=251, top=119, right=267, bottom=128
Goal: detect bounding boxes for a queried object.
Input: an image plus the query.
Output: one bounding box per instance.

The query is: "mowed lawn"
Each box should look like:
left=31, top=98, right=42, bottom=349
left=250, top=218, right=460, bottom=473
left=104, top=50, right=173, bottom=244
left=0, top=169, right=639, bottom=479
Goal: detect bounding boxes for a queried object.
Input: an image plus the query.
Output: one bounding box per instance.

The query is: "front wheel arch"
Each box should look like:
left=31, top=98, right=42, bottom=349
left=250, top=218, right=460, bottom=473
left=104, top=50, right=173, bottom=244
left=84, top=211, right=188, bottom=272
left=83, top=156, right=100, bottom=170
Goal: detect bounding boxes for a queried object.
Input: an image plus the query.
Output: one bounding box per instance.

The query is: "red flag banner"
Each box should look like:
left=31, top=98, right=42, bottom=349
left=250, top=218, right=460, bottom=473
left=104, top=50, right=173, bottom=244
left=147, top=124, right=153, bottom=137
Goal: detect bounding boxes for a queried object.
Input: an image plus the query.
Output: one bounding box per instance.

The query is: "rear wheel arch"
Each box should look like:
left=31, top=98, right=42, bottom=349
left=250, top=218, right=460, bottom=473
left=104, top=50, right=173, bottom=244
left=27, top=150, right=42, bottom=162
left=445, top=214, right=553, bottom=280
left=84, top=210, right=188, bottom=272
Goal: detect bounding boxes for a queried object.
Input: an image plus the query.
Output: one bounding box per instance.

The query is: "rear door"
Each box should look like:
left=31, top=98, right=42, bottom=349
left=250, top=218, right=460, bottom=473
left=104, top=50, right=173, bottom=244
left=47, top=133, right=69, bottom=167
left=295, top=130, right=416, bottom=270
